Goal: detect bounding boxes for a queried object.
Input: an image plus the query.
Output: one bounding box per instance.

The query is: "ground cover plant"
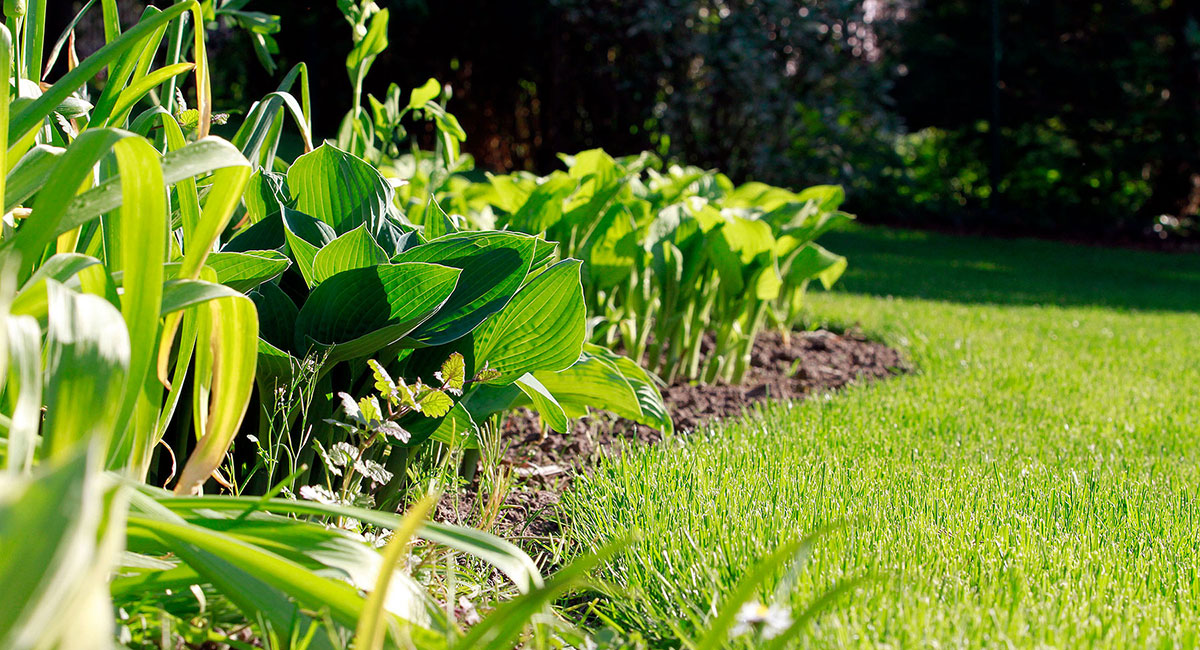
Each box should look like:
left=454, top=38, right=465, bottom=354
left=562, top=225, right=1200, bottom=648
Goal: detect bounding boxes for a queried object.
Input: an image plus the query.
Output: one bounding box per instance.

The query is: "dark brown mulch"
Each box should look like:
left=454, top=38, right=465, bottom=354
left=433, top=330, right=908, bottom=541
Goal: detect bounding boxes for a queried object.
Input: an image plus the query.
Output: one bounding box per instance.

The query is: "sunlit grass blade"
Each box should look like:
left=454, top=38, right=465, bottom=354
left=2, top=314, right=41, bottom=472
left=105, top=136, right=166, bottom=473
left=173, top=294, right=258, bottom=494
left=0, top=445, right=122, bottom=650
left=5, top=128, right=127, bottom=278
left=356, top=492, right=438, bottom=650
left=60, top=137, right=248, bottom=241
left=38, top=281, right=130, bottom=463
left=7, top=1, right=194, bottom=142
left=149, top=494, right=544, bottom=592
left=453, top=540, right=625, bottom=649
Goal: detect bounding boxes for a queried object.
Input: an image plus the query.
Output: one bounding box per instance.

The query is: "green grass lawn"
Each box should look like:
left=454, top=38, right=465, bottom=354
left=561, top=226, right=1200, bottom=648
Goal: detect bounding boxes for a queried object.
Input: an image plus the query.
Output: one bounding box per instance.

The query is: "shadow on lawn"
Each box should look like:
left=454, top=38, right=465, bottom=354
left=820, top=226, right=1200, bottom=313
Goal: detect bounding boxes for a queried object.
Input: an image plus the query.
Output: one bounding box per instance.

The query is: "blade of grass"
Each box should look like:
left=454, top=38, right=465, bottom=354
left=173, top=294, right=258, bottom=494
left=357, top=492, right=439, bottom=650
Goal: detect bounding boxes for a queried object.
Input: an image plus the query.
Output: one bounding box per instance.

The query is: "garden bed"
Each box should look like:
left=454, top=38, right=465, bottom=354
left=434, top=329, right=908, bottom=540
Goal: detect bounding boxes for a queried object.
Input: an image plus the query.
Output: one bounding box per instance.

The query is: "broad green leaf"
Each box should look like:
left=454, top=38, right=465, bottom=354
left=795, top=184, right=846, bottom=213
left=472, top=259, right=586, bottom=385
left=515, top=373, right=569, bottom=433
left=784, top=242, right=847, bottom=289
left=223, top=213, right=285, bottom=253
left=531, top=237, right=558, bottom=268
left=253, top=338, right=296, bottom=399
left=287, top=143, right=392, bottom=235
left=425, top=403, right=478, bottom=447
left=707, top=214, right=775, bottom=295
left=581, top=203, right=638, bottom=287
left=311, top=224, right=389, bottom=286
left=282, top=207, right=337, bottom=287
left=243, top=169, right=289, bottom=222
left=486, top=173, right=536, bottom=214
left=563, top=148, right=626, bottom=226
left=293, top=263, right=460, bottom=360
left=724, top=181, right=802, bottom=211
left=576, top=344, right=672, bottom=435
left=752, top=264, right=784, bottom=300
left=393, top=231, right=536, bottom=346
left=532, top=354, right=639, bottom=429
left=506, top=172, right=576, bottom=233
left=249, top=281, right=298, bottom=353
left=423, top=195, right=456, bottom=240
left=204, top=250, right=291, bottom=293
left=408, top=78, right=441, bottom=110
left=777, top=210, right=855, bottom=245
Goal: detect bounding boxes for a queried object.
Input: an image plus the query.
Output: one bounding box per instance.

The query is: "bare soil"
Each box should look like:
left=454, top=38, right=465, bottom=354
left=433, top=329, right=908, bottom=541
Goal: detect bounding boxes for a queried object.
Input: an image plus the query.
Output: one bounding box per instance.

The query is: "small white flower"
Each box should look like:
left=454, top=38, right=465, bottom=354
left=298, top=484, right=338, bottom=505
left=457, top=596, right=482, bottom=626
left=730, top=601, right=792, bottom=640
left=361, top=530, right=392, bottom=548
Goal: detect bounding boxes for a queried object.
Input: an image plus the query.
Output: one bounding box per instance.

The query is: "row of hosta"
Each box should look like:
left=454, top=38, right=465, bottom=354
left=404, top=149, right=853, bottom=385
left=0, top=2, right=666, bottom=648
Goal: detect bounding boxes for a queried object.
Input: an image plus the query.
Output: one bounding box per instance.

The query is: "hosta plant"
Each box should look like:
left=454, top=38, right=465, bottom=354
left=213, top=140, right=670, bottom=501
left=444, top=149, right=852, bottom=385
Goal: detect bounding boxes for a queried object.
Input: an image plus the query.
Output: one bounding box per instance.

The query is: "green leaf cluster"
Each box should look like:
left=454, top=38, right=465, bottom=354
left=439, top=149, right=853, bottom=384
left=220, top=140, right=671, bottom=505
